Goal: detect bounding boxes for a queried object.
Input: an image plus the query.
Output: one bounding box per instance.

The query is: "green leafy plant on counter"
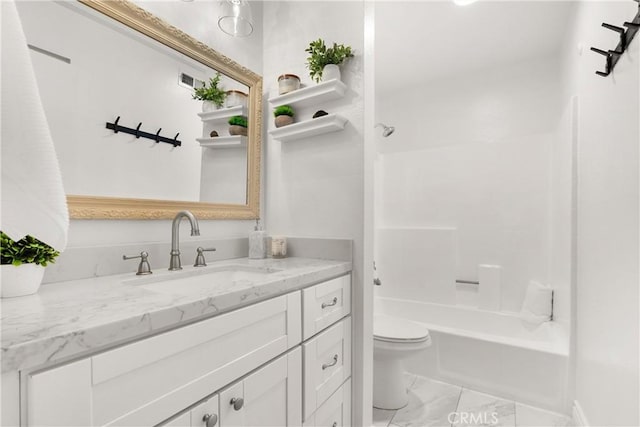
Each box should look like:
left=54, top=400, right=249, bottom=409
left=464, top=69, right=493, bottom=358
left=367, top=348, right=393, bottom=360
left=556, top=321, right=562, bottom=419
left=305, top=38, right=354, bottom=83
left=192, top=72, right=226, bottom=107
left=0, top=232, right=60, bottom=266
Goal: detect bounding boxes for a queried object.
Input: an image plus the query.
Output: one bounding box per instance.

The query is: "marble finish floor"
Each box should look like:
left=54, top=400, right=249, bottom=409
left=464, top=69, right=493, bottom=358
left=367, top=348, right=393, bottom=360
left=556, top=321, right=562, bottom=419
left=373, top=374, right=570, bottom=427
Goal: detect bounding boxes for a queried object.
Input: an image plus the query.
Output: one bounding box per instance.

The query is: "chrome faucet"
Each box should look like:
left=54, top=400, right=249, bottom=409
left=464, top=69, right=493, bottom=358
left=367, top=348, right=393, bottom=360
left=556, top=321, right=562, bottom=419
left=169, top=210, right=200, bottom=271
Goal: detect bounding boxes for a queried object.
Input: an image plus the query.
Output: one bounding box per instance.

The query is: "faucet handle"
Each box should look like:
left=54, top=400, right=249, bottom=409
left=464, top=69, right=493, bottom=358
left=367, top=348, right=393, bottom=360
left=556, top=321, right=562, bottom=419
left=194, top=247, right=217, bottom=267
left=123, top=251, right=153, bottom=275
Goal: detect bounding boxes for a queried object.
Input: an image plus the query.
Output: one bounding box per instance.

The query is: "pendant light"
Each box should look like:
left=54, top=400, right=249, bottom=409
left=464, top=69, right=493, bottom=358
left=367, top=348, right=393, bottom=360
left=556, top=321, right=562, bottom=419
left=218, top=0, right=254, bottom=37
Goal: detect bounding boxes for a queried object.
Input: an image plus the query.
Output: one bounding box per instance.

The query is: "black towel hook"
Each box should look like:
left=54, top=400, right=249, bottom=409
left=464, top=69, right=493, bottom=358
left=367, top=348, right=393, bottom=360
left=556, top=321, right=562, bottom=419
left=105, top=118, right=182, bottom=147
left=590, top=47, right=612, bottom=77
left=590, top=5, right=640, bottom=77
left=602, top=23, right=627, bottom=52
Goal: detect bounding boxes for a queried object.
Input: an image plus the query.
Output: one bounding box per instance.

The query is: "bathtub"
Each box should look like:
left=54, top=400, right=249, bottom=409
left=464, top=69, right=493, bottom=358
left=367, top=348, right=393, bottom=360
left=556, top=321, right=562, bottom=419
left=375, top=297, right=570, bottom=412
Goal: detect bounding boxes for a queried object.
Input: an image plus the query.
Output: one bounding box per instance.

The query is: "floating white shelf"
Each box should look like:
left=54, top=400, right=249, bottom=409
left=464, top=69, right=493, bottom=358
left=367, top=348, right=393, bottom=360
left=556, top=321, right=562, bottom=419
left=197, top=136, right=247, bottom=148
left=268, top=79, right=347, bottom=109
left=269, top=114, right=348, bottom=142
left=197, top=105, right=246, bottom=123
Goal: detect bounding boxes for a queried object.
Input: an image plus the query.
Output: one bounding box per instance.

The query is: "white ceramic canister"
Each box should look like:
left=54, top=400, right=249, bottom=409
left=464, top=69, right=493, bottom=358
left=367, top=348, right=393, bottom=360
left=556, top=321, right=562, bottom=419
left=226, top=90, right=248, bottom=108
left=278, top=74, right=300, bottom=95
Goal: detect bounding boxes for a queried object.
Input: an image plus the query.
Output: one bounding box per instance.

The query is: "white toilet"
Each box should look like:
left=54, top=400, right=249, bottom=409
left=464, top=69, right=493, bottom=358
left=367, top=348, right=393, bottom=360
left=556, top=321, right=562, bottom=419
left=373, top=315, right=431, bottom=410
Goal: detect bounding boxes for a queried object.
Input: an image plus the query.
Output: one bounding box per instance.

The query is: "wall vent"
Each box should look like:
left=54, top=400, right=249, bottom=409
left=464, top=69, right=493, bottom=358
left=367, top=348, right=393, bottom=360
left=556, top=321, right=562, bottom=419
left=178, top=72, right=204, bottom=90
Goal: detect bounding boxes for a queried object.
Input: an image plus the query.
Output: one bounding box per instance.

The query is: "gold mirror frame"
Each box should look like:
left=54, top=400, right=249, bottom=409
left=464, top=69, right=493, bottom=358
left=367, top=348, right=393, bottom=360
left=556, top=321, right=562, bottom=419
left=69, top=0, right=262, bottom=220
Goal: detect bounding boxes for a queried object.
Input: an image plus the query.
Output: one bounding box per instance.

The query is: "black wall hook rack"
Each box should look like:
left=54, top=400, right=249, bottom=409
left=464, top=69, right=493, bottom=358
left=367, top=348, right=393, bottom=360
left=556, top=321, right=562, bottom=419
left=106, top=116, right=182, bottom=147
left=591, top=1, right=640, bottom=77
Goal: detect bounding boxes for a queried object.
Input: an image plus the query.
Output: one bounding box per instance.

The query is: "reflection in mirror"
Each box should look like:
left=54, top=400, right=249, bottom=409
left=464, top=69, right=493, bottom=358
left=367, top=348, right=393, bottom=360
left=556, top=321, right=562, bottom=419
left=15, top=0, right=261, bottom=219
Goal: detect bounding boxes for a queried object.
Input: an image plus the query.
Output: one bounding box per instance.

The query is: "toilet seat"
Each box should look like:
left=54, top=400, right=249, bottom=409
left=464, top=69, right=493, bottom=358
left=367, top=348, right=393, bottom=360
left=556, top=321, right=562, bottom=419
left=374, top=315, right=431, bottom=344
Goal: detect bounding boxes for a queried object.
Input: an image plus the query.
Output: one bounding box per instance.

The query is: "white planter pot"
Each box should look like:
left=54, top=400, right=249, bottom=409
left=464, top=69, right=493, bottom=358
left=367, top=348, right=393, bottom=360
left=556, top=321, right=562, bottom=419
left=322, top=64, right=341, bottom=82
left=1, top=263, right=45, bottom=298
left=202, top=101, right=219, bottom=113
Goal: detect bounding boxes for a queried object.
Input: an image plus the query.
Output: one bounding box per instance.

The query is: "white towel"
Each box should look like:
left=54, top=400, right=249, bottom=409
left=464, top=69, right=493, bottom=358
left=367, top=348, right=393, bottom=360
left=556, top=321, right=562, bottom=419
left=1, top=0, right=69, bottom=250
left=520, top=281, right=553, bottom=325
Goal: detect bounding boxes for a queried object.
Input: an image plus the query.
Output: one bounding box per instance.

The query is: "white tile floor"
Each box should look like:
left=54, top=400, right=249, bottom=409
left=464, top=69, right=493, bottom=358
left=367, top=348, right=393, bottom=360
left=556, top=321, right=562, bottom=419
left=372, top=374, right=571, bottom=427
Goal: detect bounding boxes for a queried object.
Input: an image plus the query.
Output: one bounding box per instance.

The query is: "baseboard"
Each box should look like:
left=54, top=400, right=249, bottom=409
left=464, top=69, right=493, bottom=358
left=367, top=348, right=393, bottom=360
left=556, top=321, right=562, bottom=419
left=572, top=400, right=590, bottom=427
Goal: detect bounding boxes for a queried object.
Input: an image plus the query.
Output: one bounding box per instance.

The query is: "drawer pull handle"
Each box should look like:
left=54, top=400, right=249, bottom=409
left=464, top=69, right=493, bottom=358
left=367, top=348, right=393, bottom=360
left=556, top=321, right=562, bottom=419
left=332, top=423, right=338, bottom=427
left=321, top=297, right=338, bottom=309
left=202, top=413, right=218, bottom=427
left=322, top=354, right=339, bottom=370
left=230, top=397, right=244, bottom=411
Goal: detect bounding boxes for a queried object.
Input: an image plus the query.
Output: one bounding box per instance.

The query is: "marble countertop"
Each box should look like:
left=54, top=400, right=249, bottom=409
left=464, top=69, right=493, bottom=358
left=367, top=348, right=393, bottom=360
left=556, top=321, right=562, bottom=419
left=1, top=257, right=351, bottom=373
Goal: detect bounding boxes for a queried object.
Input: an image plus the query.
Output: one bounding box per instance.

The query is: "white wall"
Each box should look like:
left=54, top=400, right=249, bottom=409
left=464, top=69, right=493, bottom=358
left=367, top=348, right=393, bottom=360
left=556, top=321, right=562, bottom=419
left=261, top=1, right=366, bottom=423
left=561, top=2, right=639, bottom=425
left=376, top=57, right=564, bottom=313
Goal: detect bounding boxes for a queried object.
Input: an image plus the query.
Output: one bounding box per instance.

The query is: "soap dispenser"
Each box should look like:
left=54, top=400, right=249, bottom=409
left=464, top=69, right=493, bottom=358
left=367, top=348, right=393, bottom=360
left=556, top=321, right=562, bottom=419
left=249, top=219, right=267, bottom=259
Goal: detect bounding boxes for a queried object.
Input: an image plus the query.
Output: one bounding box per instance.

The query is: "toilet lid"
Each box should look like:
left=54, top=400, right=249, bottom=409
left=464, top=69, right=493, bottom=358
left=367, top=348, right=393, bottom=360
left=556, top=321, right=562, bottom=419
left=374, top=315, right=430, bottom=343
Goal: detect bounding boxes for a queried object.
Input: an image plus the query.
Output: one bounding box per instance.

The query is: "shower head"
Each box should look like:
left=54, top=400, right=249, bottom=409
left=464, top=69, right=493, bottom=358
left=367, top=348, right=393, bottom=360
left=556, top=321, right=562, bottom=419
left=375, top=122, right=395, bottom=137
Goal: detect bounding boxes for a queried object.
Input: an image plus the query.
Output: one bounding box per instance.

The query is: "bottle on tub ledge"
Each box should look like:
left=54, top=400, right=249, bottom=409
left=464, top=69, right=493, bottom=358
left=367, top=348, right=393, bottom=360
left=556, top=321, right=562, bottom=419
left=248, top=219, right=267, bottom=259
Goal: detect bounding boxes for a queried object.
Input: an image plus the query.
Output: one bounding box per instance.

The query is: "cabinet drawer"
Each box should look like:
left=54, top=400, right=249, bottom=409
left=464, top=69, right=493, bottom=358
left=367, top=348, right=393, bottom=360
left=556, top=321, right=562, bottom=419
left=303, top=379, right=351, bottom=427
left=303, top=317, right=351, bottom=419
left=303, top=274, right=351, bottom=340
left=27, top=292, right=301, bottom=427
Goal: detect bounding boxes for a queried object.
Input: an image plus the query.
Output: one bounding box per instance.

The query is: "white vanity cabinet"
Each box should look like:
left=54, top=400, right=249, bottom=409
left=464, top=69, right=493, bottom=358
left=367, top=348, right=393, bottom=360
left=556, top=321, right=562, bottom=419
left=26, top=292, right=301, bottom=426
left=15, top=272, right=352, bottom=427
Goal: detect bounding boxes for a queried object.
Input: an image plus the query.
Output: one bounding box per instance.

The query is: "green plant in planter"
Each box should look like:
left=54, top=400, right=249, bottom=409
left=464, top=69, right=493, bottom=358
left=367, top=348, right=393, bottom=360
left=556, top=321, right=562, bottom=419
left=273, top=105, right=295, bottom=117
left=192, top=72, right=226, bottom=107
left=273, top=105, right=295, bottom=128
left=0, top=232, right=59, bottom=267
left=228, top=115, right=248, bottom=127
left=305, top=38, right=354, bottom=83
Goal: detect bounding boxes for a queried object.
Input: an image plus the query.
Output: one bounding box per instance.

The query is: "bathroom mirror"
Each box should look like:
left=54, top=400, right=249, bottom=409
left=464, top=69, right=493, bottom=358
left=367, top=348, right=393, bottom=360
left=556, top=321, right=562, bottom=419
left=17, top=0, right=262, bottom=219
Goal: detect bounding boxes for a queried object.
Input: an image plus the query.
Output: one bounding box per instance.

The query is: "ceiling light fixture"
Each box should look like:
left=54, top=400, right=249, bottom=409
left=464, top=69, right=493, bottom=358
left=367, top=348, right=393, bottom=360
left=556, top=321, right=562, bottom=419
left=218, top=0, right=254, bottom=37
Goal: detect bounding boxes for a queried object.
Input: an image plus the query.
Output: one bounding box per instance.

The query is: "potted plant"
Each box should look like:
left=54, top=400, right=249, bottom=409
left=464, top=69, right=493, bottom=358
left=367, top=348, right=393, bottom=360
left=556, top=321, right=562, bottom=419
left=305, top=38, right=354, bottom=83
left=228, top=115, right=248, bottom=136
left=192, top=72, right=226, bottom=112
left=274, top=105, right=295, bottom=128
left=0, top=232, right=60, bottom=298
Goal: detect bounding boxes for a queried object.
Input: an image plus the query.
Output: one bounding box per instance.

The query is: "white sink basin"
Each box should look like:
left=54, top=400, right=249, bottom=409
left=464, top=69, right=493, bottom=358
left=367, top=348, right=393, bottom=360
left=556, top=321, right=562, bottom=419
left=124, top=265, right=281, bottom=294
